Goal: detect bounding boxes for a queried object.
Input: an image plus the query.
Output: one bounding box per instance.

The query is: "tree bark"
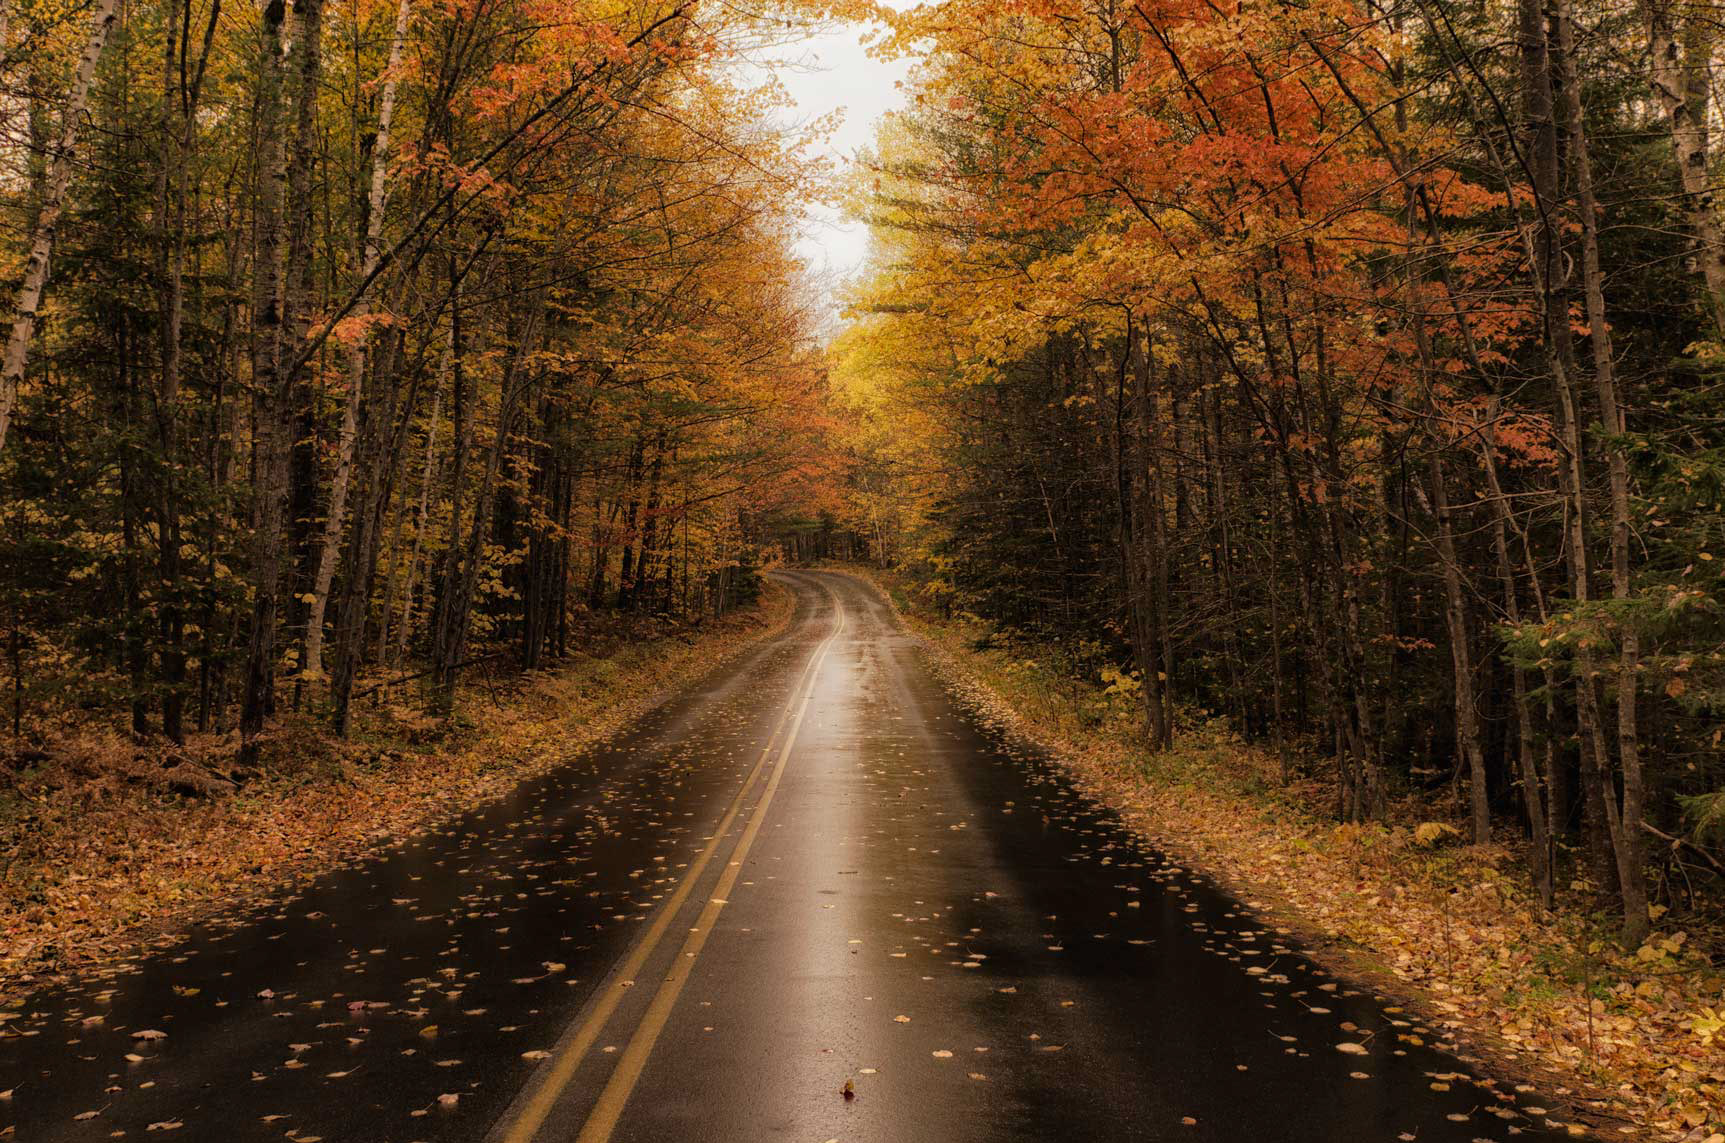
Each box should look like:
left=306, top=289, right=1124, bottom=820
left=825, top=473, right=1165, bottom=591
left=1644, top=0, right=1725, bottom=335
left=0, top=0, right=121, bottom=452
left=1556, top=0, right=1649, bottom=946
left=302, top=0, right=411, bottom=682
left=1478, top=412, right=1555, bottom=905
left=239, top=0, right=326, bottom=762
left=1428, top=455, right=1491, bottom=844
left=431, top=303, right=541, bottom=712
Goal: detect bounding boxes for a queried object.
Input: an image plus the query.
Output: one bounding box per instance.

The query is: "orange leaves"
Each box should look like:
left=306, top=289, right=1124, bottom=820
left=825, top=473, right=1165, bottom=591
left=848, top=0, right=1552, bottom=518
left=320, top=311, right=398, bottom=349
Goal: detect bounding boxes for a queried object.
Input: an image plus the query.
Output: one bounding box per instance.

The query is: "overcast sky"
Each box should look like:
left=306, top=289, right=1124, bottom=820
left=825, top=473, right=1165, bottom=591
left=758, top=12, right=916, bottom=321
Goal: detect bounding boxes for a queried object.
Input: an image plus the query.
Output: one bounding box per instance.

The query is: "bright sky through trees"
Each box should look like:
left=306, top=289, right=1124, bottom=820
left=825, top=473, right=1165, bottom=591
left=767, top=12, right=911, bottom=314
left=1, top=0, right=1724, bottom=1134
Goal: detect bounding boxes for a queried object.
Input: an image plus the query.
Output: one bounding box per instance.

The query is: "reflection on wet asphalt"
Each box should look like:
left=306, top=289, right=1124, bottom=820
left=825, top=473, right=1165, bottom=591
left=0, top=571, right=1581, bottom=1142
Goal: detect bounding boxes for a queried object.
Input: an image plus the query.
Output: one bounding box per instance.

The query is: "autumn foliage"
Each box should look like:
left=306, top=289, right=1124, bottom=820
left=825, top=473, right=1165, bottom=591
left=0, top=0, right=840, bottom=760
left=832, top=0, right=1725, bottom=954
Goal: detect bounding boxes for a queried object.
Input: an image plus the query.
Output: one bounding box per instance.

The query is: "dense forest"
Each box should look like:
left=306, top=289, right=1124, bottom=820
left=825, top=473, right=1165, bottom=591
left=0, top=0, right=836, bottom=759
left=2, top=0, right=1724, bottom=961
left=829, top=0, right=1725, bottom=944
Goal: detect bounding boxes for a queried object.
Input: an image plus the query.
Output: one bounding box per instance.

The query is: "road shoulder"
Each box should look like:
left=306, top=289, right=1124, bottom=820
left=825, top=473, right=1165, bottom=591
left=0, top=582, right=797, bottom=1006
left=826, top=565, right=1721, bottom=1143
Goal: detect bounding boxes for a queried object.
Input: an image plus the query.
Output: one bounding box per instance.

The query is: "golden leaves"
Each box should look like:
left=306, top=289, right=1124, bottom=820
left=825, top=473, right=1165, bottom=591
left=905, top=589, right=1725, bottom=1142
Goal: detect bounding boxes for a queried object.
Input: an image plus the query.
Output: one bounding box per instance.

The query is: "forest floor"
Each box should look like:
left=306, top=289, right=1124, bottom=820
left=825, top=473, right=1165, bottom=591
left=0, top=581, right=794, bottom=1006
left=841, top=567, right=1725, bottom=1143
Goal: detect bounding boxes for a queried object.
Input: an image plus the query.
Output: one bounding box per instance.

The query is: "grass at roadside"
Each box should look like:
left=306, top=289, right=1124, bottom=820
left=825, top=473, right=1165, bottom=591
left=842, top=566, right=1724, bottom=1143
left=0, top=580, right=794, bottom=1004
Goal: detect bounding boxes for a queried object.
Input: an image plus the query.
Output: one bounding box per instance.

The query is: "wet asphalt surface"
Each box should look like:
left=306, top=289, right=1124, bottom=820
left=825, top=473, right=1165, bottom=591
left=0, top=570, right=1582, bottom=1142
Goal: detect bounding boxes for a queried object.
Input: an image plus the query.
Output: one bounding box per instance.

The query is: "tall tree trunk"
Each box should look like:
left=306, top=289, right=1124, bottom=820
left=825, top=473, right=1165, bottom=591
left=1644, top=0, right=1725, bottom=335
left=1479, top=415, right=1555, bottom=905
left=1428, top=455, right=1491, bottom=843
left=150, top=0, right=220, bottom=744
left=302, top=0, right=410, bottom=682
left=391, top=332, right=448, bottom=669
left=1124, top=324, right=1171, bottom=750
left=329, top=327, right=416, bottom=735
left=1556, top=0, right=1649, bottom=945
left=239, top=0, right=325, bottom=762
left=431, top=304, right=540, bottom=712
left=1519, top=0, right=1620, bottom=901
left=0, top=0, right=121, bottom=451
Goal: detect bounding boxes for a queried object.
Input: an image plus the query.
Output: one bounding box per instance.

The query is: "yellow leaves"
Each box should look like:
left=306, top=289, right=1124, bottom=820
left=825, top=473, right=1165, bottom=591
left=899, top=597, right=1725, bottom=1143
left=1098, top=664, right=1140, bottom=699
left=1634, top=930, right=1689, bottom=969
left=1412, top=821, right=1460, bottom=848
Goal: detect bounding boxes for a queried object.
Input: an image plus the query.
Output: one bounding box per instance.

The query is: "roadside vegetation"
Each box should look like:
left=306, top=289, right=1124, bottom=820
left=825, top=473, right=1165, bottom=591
left=0, top=0, right=839, bottom=1000
left=1, top=580, right=791, bottom=1001
left=854, top=566, right=1722, bottom=1141
left=0, top=0, right=836, bottom=783
left=828, top=0, right=1725, bottom=959
left=2, top=0, right=1725, bottom=1130
left=817, top=0, right=1725, bottom=1133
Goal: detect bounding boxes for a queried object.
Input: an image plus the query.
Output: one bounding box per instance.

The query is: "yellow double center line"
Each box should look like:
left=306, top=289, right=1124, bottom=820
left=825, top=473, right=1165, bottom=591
left=496, top=581, right=846, bottom=1143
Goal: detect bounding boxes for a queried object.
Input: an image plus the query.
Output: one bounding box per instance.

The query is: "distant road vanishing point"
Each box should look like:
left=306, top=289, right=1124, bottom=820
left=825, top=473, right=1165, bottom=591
left=1, top=571, right=1581, bottom=1142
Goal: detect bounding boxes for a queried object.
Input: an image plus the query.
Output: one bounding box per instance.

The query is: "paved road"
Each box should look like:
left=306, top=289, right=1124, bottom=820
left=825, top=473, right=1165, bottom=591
left=1, top=571, right=1577, bottom=1142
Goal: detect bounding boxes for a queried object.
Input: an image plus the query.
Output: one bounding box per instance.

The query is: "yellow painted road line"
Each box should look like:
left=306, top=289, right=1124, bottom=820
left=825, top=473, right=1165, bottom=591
left=571, top=585, right=846, bottom=1143
left=495, top=579, right=843, bottom=1143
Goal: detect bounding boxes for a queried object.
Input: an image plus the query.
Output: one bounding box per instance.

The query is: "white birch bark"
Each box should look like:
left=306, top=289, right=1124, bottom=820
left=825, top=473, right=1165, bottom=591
left=302, top=0, right=411, bottom=680
left=0, top=0, right=121, bottom=452
left=1645, top=0, right=1725, bottom=334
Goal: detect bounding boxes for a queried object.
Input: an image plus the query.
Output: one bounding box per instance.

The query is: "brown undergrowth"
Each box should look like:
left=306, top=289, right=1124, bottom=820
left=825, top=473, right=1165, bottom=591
left=0, top=581, right=794, bottom=1005
left=840, top=566, right=1724, bottom=1143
